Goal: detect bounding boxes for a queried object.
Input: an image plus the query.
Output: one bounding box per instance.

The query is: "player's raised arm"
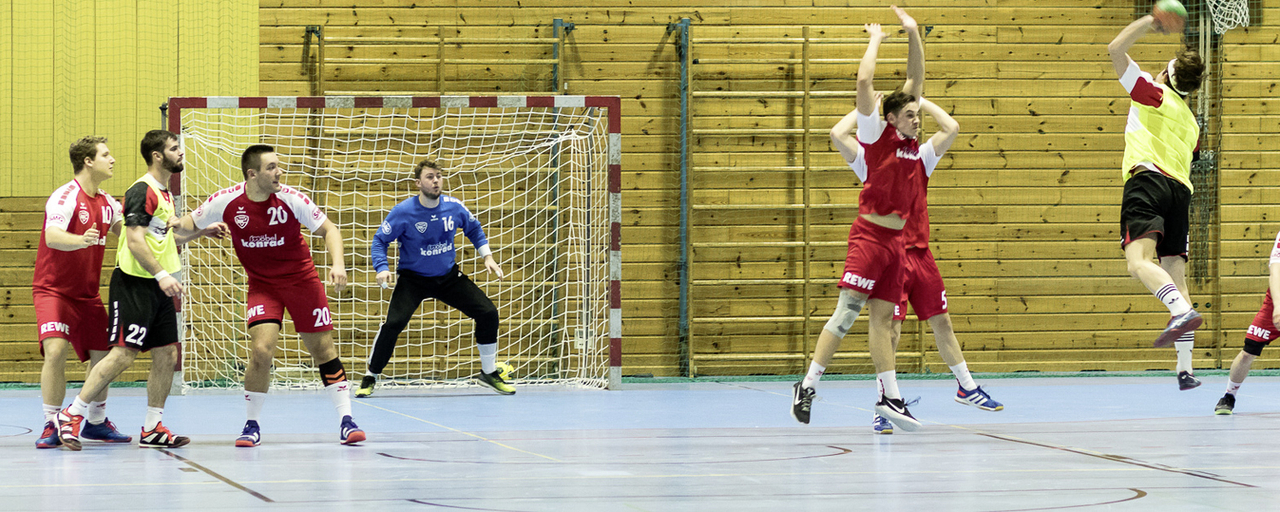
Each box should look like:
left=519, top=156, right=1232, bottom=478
left=314, top=219, right=347, bottom=293
left=894, top=5, right=924, bottom=99
left=919, top=98, right=959, bottom=156
left=856, top=23, right=888, bottom=117
left=832, top=92, right=881, bottom=164
left=1108, top=16, right=1157, bottom=77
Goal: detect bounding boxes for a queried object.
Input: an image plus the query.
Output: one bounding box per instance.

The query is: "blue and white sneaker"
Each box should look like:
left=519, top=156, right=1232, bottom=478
left=1154, top=309, right=1202, bottom=348
left=872, top=413, right=893, bottom=435
left=235, top=420, right=261, bottom=447
left=340, top=415, right=365, bottom=445
left=955, top=385, right=1004, bottom=411
left=36, top=421, right=62, bottom=449
left=81, top=418, right=133, bottom=443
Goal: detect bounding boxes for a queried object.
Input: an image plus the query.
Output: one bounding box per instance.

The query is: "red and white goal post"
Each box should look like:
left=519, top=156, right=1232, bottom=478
left=165, top=95, right=621, bottom=391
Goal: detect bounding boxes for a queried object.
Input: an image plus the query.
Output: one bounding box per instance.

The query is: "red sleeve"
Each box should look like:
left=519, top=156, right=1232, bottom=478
left=1129, top=76, right=1163, bottom=108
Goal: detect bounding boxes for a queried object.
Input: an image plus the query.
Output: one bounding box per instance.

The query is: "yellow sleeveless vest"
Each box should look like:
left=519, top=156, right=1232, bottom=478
left=1121, top=83, right=1198, bottom=193
left=116, top=173, right=181, bottom=278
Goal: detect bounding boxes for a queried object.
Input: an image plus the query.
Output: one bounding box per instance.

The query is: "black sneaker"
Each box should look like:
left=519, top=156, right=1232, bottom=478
left=1215, top=394, right=1235, bottom=415
left=874, top=395, right=922, bottom=432
left=791, top=382, right=815, bottom=424
left=1178, top=371, right=1202, bottom=391
left=354, top=375, right=377, bottom=398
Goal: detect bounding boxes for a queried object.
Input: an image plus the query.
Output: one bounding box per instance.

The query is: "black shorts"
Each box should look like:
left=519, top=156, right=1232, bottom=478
left=1120, top=169, right=1191, bottom=259
left=108, top=268, right=180, bottom=352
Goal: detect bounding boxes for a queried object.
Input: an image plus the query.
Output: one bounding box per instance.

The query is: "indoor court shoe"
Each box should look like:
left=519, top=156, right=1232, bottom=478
left=235, top=420, right=261, bottom=447
left=875, top=395, right=922, bottom=432
left=791, top=381, right=815, bottom=424
left=1215, top=394, right=1235, bottom=415
left=955, top=385, right=1004, bottom=411
left=354, top=375, right=376, bottom=398
left=139, top=422, right=190, bottom=448
left=872, top=413, right=893, bottom=435
left=477, top=370, right=516, bottom=395
left=1178, top=371, right=1202, bottom=391
left=340, top=415, right=366, bottom=445
left=35, top=421, right=61, bottom=449
left=81, top=418, right=133, bottom=443
left=56, top=407, right=84, bottom=451
left=1154, top=310, right=1202, bottom=348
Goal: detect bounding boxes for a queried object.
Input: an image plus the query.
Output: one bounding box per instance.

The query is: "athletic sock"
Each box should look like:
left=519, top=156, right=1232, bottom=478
left=66, top=396, right=90, bottom=417
left=949, top=362, right=977, bottom=391
left=42, top=403, right=60, bottom=423
left=144, top=407, right=163, bottom=431
left=86, top=401, right=107, bottom=424
left=1156, top=284, right=1192, bottom=316
left=1175, top=331, right=1195, bottom=373
left=478, top=343, right=498, bottom=374
left=801, top=361, right=826, bottom=389
left=245, top=391, right=267, bottom=422
left=318, top=357, right=352, bottom=418
left=877, top=371, right=901, bottom=399
left=1226, top=379, right=1242, bottom=396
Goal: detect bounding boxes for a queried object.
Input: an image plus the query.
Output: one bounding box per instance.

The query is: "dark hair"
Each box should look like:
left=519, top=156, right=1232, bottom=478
left=70, top=136, right=108, bottom=173
left=1171, top=49, right=1206, bottom=96
left=241, top=144, right=276, bottom=180
left=412, top=159, right=442, bottom=181
left=140, top=130, right=178, bottom=165
left=881, top=91, right=917, bottom=120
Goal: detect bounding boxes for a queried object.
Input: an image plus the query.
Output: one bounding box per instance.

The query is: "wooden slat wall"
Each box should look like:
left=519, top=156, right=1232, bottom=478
left=5, top=0, right=1279, bottom=382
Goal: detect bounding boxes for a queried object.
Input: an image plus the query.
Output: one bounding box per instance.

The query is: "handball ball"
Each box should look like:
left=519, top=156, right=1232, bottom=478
left=497, top=362, right=515, bottom=380
left=1153, top=0, right=1187, bottom=33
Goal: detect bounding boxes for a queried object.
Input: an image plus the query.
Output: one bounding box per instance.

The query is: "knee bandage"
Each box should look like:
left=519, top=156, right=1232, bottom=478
left=823, top=291, right=866, bottom=339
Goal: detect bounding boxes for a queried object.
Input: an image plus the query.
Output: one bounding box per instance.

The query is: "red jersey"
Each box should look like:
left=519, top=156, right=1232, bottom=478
left=189, top=183, right=329, bottom=283
left=855, top=110, right=932, bottom=221
left=33, top=179, right=122, bottom=300
left=846, top=131, right=941, bottom=247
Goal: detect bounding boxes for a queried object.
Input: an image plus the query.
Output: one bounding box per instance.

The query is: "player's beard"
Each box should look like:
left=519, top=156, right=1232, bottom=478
left=422, top=189, right=440, bottom=201
left=165, top=156, right=184, bottom=174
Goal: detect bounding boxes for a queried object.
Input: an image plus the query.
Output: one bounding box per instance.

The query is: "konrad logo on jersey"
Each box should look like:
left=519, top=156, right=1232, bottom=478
left=420, top=241, right=453, bottom=256
left=241, top=234, right=284, bottom=248
left=415, top=221, right=429, bottom=233
left=895, top=148, right=920, bottom=160
left=842, top=272, right=876, bottom=289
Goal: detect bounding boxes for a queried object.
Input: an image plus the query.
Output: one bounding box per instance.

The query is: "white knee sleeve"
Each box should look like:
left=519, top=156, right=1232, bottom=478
left=823, top=290, right=866, bottom=339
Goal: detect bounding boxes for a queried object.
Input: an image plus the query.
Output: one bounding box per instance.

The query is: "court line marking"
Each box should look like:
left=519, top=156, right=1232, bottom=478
left=986, top=488, right=1147, bottom=512
left=158, top=448, right=275, bottom=502
left=353, top=399, right=562, bottom=462
left=376, top=444, right=852, bottom=465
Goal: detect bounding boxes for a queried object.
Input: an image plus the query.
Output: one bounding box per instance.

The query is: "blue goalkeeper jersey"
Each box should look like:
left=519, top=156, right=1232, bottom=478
left=372, top=195, right=490, bottom=277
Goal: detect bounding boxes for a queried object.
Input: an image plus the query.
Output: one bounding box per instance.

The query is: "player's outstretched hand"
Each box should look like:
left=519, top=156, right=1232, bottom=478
left=158, top=275, right=182, bottom=298
left=484, top=257, right=505, bottom=280
left=202, top=222, right=230, bottom=240
left=377, top=270, right=395, bottom=290
left=81, top=226, right=101, bottom=248
left=329, top=266, right=348, bottom=294
left=865, top=23, right=885, bottom=40
left=891, top=5, right=917, bottom=33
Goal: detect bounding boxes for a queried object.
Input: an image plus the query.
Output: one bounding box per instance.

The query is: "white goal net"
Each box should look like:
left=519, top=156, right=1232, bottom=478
left=170, top=96, right=621, bottom=391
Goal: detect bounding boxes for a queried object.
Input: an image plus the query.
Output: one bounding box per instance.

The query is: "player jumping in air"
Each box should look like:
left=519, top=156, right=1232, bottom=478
left=355, top=159, right=510, bottom=397
left=176, top=144, right=366, bottom=446
left=34, top=137, right=131, bottom=448
left=1108, top=13, right=1206, bottom=389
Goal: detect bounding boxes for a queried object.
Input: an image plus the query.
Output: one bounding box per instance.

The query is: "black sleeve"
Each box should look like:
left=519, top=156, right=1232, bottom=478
left=123, top=182, right=153, bottom=227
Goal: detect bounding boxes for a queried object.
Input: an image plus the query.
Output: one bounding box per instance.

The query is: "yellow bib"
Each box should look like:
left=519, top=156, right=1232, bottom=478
left=116, top=173, right=181, bottom=278
left=1121, top=83, right=1199, bottom=193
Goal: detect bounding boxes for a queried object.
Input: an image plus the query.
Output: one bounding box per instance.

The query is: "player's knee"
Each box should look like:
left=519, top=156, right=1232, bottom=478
left=248, top=344, right=274, bottom=365
left=475, top=307, right=499, bottom=326
left=41, top=339, right=68, bottom=360
left=930, top=313, right=954, bottom=332
left=1243, top=339, right=1267, bottom=357
left=823, top=290, right=866, bottom=339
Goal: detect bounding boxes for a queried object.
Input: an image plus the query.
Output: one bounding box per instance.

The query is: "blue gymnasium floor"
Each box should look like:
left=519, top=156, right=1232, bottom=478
left=3, top=375, right=1280, bottom=511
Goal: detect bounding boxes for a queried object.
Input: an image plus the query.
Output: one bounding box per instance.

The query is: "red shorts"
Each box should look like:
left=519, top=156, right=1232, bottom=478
left=1245, top=289, right=1279, bottom=343
left=893, top=247, right=949, bottom=321
left=839, top=217, right=906, bottom=302
left=34, top=291, right=109, bottom=362
left=245, top=275, right=334, bottom=333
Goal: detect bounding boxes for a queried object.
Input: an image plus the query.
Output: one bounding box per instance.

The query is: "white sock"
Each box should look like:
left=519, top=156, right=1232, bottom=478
left=42, top=403, right=60, bottom=423
left=1226, top=379, right=1242, bottom=396
left=245, top=391, right=267, bottom=422
left=144, top=407, right=163, bottom=431
left=1156, top=284, right=1192, bottom=315
left=949, top=362, right=977, bottom=391
left=801, top=361, right=826, bottom=389
left=478, top=343, right=498, bottom=374
left=86, top=401, right=107, bottom=424
left=877, top=371, right=901, bottom=399
left=326, top=381, right=352, bottom=419
left=1175, top=331, right=1195, bottom=373
left=67, top=396, right=90, bottom=417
